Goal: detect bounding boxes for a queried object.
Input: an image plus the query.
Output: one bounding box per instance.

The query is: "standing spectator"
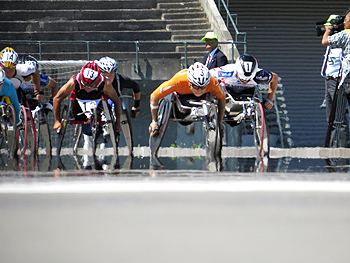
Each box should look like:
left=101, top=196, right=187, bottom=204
left=202, top=32, right=228, bottom=69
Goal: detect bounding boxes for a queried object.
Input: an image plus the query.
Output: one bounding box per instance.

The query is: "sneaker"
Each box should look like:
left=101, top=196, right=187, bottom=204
left=320, top=99, right=326, bottom=109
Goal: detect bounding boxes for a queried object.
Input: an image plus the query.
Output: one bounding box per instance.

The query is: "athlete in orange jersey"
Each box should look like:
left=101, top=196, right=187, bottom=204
left=149, top=62, right=226, bottom=136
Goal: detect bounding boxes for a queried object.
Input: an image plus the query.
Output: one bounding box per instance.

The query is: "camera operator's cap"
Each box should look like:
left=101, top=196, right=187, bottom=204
left=324, top=14, right=340, bottom=26
left=201, top=32, right=219, bottom=42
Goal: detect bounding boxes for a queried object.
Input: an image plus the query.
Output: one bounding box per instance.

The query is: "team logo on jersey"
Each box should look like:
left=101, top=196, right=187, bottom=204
left=218, top=71, right=234, bottom=78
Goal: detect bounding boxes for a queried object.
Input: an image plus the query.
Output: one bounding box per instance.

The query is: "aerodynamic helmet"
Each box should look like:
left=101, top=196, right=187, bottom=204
left=0, top=47, right=18, bottom=69
left=79, top=61, right=102, bottom=88
left=21, top=55, right=38, bottom=68
left=235, top=54, right=258, bottom=83
left=97, top=56, right=118, bottom=73
left=187, top=62, right=211, bottom=87
left=0, top=67, right=5, bottom=85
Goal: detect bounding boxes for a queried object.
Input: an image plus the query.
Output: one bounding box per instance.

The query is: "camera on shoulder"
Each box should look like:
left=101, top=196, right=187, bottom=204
left=316, top=14, right=345, bottom=37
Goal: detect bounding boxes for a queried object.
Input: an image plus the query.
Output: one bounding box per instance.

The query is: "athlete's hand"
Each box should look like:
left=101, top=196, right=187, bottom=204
left=131, top=107, right=140, bottom=118
left=264, top=98, right=274, bottom=110
left=149, top=122, right=159, bottom=137
left=54, top=121, right=62, bottom=133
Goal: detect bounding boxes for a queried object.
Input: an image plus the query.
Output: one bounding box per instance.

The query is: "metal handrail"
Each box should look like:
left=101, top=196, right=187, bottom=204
left=0, top=39, right=245, bottom=72
left=217, top=0, right=247, bottom=54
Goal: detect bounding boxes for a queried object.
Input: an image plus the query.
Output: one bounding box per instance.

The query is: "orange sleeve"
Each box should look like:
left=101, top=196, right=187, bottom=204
left=207, top=76, right=226, bottom=101
left=152, top=69, right=193, bottom=99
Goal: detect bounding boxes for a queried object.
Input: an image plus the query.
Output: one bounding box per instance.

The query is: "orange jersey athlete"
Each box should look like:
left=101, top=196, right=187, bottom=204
left=150, top=62, right=226, bottom=136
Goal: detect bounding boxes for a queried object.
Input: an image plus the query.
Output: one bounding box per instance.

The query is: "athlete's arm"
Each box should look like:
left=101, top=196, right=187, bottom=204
left=47, top=76, right=59, bottom=99
left=53, top=78, right=75, bottom=131
left=265, top=72, right=279, bottom=110
left=6, top=81, right=21, bottom=123
left=32, top=68, right=44, bottom=101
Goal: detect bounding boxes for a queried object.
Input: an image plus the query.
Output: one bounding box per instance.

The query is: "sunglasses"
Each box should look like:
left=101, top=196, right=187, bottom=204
left=190, top=83, right=207, bottom=90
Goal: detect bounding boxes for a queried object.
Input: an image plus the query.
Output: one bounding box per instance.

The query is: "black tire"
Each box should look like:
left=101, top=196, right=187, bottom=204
left=252, top=103, right=270, bottom=158
left=56, top=103, right=70, bottom=156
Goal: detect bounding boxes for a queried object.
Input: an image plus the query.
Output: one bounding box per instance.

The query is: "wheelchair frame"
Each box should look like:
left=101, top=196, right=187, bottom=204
left=149, top=92, right=222, bottom=169
left=223, top=87, right=270, bottom=158
left=0, top=98, right=18, bottom=159
left=56, top=91, right=119, bottom=169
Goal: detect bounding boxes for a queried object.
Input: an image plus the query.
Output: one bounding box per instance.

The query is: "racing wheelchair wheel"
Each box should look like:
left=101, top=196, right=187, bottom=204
left=0, top=104, right=18, bottom=158
left=56, top=103, right=71, bottom=156
left=34, top=105, right=52, bottom=155
left=203, top=102, right=221, bottom=166
left=252, top=103, right=270, bottom=158
left=149, top=97, right=171, bottom=168
left=20, top=102, right=37, bottom=156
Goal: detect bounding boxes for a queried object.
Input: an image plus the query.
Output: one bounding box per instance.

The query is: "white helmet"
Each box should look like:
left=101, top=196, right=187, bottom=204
left=0, top=67, right=5, bottom=85
left=235, top=54, right=258, bottom=83
left=0, top=47, right=18, bottom=69
left=187, top=62, right=210, bottom=87
left=97, top=56, right=118, bottom=73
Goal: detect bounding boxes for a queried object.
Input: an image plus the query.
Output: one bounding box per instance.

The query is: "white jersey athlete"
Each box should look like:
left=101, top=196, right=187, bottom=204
left=210, top=54, right=279, bottom=110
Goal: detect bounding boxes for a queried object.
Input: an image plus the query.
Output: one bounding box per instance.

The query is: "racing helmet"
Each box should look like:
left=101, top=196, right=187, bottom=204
left=235, top=54, right=258, bottom=83
left=21, top=55, right=38, bottom=68
left=187, top=62, right=211, bottom=87
left=0, top=67, right=5, bottom=85
left=79, top=61, right=102, bottom=88
left=0, top=47, right=18, bottom=69
left=97, top=56, right=118, bottom=73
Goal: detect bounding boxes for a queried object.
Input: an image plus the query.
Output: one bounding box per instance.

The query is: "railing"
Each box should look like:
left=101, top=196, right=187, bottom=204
left=0, top=39, right=245, bottom=72
left=217, top=0, right=247, bottom=54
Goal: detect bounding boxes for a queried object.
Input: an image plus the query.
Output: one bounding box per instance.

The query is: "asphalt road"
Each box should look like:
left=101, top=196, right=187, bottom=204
left=1, top=174, right=350, bottom=263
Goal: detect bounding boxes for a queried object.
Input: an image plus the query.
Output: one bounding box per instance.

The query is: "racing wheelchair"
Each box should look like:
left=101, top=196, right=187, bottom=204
left=223, top=86, right=270, bottom=159
left=0, top=96, right=18, bottom=161
left=150, top=92, right=222, bottom=169
left=56, top=90, right=120, bottom=169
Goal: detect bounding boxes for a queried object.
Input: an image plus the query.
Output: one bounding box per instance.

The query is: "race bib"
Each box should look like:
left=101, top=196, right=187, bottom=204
left=77, top=98, right=101, bottom=118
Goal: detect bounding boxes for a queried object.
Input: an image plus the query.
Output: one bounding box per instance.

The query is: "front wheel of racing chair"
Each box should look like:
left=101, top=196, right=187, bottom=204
left=203, top=102, right=221, bottom=169
left=149, top=96, right=172, bottom=168
left=32, top=102, right=52, bottom=156
left=56, top=98, right=73, bottom=157
left=18, top=103, right=36, bottom=156
left=0, top=103, right=18, bottom=160
left=252, top=102, right=270, bottom=158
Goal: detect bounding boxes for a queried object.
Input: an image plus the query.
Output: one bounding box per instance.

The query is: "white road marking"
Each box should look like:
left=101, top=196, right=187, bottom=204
left=1, top=180, right=350, bottom=193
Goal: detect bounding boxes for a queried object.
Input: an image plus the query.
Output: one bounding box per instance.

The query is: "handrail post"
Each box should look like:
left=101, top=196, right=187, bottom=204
left=38, top=41, right=42, bottom=60
left=184, top=42, right=188, bottom=68
left=134, top=41, right=140, bottom=74
left=86, top=41, right=90, bottom=61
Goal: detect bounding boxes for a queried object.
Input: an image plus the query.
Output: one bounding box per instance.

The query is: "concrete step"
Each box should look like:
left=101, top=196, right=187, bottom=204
left=0, top=9, right=162, bottom=21
left=3, top=20, right=167, bottom=32
left=176, top=46, right=205, bottom=53
left=172, top=34, right=205, bottom=41
left=157, top=2, right=200, bottom=9
left=0, top=0, right=157, bottom=10
left=157, top=0, right=198, bottom=3
left=167, top=23, right=210, bottom=31
left=158, top=7, right=202, bottom=14
left=3, top=30, right=172, bottom=41
left=163, top=18, right=208, bottom=25
left=162, top=12, right=205, bottom=20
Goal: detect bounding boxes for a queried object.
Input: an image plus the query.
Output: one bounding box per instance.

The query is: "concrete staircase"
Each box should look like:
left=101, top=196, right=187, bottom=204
left=0, top=0, right=211, bottom=65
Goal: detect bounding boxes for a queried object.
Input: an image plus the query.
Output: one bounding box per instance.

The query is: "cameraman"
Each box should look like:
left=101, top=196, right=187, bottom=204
left=322, top=10, right=350, bottom=78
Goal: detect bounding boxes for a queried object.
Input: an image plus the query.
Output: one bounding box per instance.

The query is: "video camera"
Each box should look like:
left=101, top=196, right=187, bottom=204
left=316, top=15, right=344, bottom=37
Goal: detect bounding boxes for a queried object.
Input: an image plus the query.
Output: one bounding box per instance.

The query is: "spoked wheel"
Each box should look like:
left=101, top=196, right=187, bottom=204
left=150, top=98, right=171, bottom=168
left=101, top=100, right=120, bottom=158
left=25, top=103, right=37, bottom=156
left=4, top=104, right=18, bottom=157
left=18, top=105, right=28, bottom=155
left=34, top=107, right=52, bottom=156
left=56, top=103, right=70, bottom=156
left=203, top=103, right=221, bottom=170
left=252, top=103, right=270, bottom=158
left=91, top=108, right=99, bottom=158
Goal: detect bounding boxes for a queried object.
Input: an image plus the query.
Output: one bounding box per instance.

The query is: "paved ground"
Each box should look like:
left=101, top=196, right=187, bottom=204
left=0, top=174, right=350, bottom=263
